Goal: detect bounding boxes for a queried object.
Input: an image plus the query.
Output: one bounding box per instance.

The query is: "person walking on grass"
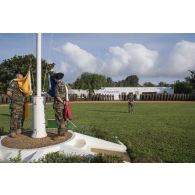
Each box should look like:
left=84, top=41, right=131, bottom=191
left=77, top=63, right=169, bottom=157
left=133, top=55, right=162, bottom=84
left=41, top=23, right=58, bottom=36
left=128, top=94, right=134, bottom=113
left=6, top=70, right=25, bottom=138
left=53, top=72, right=69, bottom=136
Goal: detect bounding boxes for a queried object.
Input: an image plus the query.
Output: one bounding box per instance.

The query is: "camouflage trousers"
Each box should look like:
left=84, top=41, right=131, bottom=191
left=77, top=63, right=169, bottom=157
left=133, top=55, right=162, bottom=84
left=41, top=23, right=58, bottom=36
left=128, top=103, right=134, bottom=113
left=10, top=106, right=24, bottom=133
left=54, top=107, right=66, bottom=129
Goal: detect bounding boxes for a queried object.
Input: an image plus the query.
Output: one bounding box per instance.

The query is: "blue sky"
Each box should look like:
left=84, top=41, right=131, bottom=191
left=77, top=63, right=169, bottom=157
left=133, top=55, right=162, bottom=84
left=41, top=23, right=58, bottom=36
left=1, top=33, right=195, bottom=84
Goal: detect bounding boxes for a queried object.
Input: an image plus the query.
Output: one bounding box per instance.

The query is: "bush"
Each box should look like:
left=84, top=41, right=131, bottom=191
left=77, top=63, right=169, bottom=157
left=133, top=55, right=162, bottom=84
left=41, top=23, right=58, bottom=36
left=34, top=152, right=124, bottom=163
left=36, top=152, right=89, bottom=163
left=9, top=150, right=22, bottom=163
left=90, top=153, right=124, bottom=163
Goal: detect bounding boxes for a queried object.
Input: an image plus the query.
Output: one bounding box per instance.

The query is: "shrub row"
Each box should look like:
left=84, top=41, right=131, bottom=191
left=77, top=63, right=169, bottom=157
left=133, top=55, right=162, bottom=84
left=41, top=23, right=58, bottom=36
left=9, top=151, right=124, bottom=163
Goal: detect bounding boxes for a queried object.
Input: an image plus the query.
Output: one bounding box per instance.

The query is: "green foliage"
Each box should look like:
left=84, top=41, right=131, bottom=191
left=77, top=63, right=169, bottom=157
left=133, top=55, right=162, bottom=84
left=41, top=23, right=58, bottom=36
left=36, top=152, right=89, bottom=163
left=116, top=75, right=140, bottom=87
left=158, top=82, right=170, bottom=87
left=35, top=152, right=124, bottom=163
left=0, top=54, right=55, bottom=93
left=70, top=73, right=140, bottom=90
left=174, top=80, right=193, bottom=94
left=71, top=72, right=114, bottom=91
left=143, top=82, right=156, bottom=87
left=90, top=153, right=124, bottom=163
left=9, top=150, right=22, bottom=163
left=185, top=70, right=195, bottom=89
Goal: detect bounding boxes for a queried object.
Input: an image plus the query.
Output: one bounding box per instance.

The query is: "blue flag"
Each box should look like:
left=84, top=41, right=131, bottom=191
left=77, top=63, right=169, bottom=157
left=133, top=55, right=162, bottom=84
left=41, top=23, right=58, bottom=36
left=47, top=75, right=56, bottom=97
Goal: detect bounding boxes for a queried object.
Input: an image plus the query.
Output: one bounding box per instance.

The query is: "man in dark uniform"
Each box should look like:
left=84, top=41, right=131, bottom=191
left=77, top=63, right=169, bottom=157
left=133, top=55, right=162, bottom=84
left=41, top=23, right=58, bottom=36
left=128, top=94, right=134, bottom=113
left=53, top=72, right=68, bottom=136
left=6, top=70, right=25, bottom=138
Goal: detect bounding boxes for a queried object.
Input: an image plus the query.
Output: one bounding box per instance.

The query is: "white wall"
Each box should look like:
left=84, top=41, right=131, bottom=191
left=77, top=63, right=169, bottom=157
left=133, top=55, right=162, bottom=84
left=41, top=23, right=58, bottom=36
left=69, top=87, right=174, bottom=100
left=69, top=89, right=88, bottom=96
left=95, top=87, right=174, bottom=100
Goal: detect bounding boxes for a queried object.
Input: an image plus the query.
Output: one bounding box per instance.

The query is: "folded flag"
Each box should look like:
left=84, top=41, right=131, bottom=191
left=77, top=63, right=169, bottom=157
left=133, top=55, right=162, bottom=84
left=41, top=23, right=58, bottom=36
left=15, top=70, right=33, bottom=96
left=64, top=101, right=72, bottom=120
left=47, top=74, right=56, bottom=97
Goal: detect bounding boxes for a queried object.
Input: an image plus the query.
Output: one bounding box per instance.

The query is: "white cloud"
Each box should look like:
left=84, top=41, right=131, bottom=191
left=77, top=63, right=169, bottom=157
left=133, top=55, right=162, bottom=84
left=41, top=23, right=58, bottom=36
left=56, top=42, right=159, bottom=81
left=55, top=41, right=195, bottom=83
left=61, top=42, right=98, bottom=72
left=165, top=40, right=195, bottom=77
left=103, top=43, right=159, bottom=77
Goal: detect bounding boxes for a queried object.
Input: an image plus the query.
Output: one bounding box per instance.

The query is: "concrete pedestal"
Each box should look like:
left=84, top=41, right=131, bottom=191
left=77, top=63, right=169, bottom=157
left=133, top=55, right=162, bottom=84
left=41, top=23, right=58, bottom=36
left=0, top=131, right=129, bottom=162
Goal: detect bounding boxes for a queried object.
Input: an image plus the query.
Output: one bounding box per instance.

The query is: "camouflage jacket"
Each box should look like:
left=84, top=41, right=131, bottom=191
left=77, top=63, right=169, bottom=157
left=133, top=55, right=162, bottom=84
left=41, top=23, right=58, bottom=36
left=7, top=79, right=25, bottom=108
left=53, top=81, right=66, bottom=109
left=128, top=96, right=134, bottom=104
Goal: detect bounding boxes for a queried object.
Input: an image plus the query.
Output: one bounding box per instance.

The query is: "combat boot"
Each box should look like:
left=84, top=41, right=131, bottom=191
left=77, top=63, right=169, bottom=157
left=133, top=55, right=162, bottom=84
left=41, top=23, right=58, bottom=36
left=10, top=131, right=17, bottom=138
left=16, top=129, right=22, bottom=135
left=58, top=129, right=65, bottom=136
left=58, top=123, right=67, bottom=136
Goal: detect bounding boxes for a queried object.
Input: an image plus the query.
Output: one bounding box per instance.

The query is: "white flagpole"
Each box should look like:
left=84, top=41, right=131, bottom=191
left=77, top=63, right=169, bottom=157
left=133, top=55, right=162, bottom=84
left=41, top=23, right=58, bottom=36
left=32, top=33, right=47, bottom=138
left=37, top=33, right=42, bottom=97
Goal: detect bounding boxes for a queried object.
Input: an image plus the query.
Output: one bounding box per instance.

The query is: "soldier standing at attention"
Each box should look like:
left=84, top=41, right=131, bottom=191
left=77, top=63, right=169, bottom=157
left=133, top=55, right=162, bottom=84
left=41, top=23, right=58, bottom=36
left=6, top=70, right=25, bottom=138
left=53, top=72, right=68, bottom=136
left=128, top=94, right=134, bottom=113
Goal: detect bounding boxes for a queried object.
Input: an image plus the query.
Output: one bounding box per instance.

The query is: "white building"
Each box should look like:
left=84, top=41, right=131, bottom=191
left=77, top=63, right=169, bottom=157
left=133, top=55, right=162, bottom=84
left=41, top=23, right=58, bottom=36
left=69, top=89, right=89, bottom=97
left=96, top=87, right=174, bottom=100
left=69, top=87, right=174, bottom=100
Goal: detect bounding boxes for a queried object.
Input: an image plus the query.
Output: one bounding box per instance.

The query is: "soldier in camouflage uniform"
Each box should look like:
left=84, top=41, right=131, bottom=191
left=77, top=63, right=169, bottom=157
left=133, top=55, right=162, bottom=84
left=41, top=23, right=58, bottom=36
left=128, top=94, right=134, bottom=113
left=53, top=73, right=68, bottom=136
left=6, top=70, right=25, bottom=138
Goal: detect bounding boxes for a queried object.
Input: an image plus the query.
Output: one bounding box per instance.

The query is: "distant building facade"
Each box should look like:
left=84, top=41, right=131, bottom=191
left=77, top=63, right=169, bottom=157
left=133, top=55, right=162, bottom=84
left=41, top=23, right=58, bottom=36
left=69, top=87, right=174, bottom=100
left=95, top=87, right=174, bottom=100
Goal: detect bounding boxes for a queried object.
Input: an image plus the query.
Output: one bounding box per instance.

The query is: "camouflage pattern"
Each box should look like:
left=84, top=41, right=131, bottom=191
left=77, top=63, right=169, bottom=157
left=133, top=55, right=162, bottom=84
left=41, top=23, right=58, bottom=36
left=7, top=80, right=25, bottom=133
left=128, top=95, right=134, bottom=113
left=54, top=107, right=65, bottom=127
left=53, top=81, right=67, bottom=128
left=10, top=106, right=24, bottom=132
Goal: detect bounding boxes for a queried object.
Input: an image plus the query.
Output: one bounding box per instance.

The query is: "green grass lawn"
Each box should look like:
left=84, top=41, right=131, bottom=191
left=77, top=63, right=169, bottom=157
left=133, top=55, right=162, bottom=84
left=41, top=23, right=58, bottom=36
left=1, top=102, right=195, bottom=162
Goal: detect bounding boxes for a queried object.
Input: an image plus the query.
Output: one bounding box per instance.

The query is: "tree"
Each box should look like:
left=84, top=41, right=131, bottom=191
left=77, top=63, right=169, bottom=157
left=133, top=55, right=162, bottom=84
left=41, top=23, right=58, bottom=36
left=0, top=54, right=55, bottom=93
left=143, top=82, right=156, bottom=87
left=116, top=75, right=140, bottom=87
left=106, top=77, right=114, bottom=87
left=158, top=82, right=170, bottom=87
left=125, top=75, right=139, bottom=86
left=185, top=70, right=195, bottom=89
left=71, top=72, right=110, bottom=94
left=174, top=80, right=193, bottom=94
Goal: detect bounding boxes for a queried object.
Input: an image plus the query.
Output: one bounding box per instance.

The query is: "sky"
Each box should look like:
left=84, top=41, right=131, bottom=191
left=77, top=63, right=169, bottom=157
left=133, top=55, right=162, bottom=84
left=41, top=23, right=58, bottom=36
left=0, top=33, right=195, bottom=84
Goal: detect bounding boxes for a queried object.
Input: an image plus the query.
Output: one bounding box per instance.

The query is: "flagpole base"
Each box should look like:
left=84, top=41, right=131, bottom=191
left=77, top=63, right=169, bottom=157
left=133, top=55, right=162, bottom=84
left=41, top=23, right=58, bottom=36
left=32, top=96, right=47, bottom=138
